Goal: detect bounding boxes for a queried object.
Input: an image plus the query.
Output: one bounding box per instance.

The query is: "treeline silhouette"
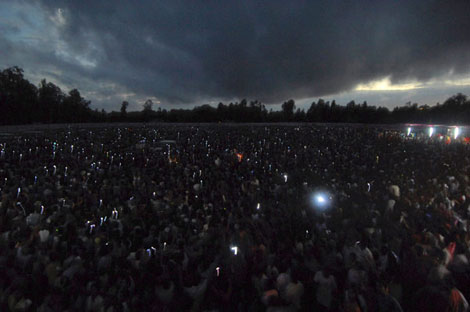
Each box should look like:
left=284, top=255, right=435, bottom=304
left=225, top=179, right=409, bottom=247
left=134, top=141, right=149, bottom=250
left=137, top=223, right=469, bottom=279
left=2, top=66, right=470, bottom=125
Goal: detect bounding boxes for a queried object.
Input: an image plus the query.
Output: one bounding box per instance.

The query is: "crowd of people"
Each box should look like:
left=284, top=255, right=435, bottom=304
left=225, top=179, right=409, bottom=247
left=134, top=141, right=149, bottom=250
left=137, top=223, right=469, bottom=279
left=0, top=124, right=469, bottom=311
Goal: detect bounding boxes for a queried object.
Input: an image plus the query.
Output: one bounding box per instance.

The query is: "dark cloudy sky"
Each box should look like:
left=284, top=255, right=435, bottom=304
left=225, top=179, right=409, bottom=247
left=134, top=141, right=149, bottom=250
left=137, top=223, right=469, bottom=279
left=1, top=1, right=470, bottom=111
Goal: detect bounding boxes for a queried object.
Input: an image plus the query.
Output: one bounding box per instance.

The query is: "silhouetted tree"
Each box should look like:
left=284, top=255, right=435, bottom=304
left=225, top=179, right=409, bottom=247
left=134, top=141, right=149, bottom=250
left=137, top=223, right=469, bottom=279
left=142, top=99, right=154, bottom=121
left=282, top=99, right=295, bottom=121
left=143, top=99, right=153, bottom=112
left=38, top=79, right=65, bottom=123
left=0, top=67, right=38, bottom=124
left=120, top=101, right=129, bottom=119
left=294, top=108, right=306, bottom=121
left=62, top=89, right=91, bottom=122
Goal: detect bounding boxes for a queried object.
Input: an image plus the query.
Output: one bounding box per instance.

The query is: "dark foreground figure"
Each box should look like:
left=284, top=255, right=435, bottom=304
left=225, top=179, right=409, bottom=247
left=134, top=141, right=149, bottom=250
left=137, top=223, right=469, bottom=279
left=0, top=125, right=469, bottom=311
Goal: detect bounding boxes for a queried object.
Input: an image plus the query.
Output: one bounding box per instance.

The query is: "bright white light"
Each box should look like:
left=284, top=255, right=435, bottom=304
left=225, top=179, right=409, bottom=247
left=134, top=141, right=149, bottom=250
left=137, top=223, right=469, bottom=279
left=455, top=127, right=460, bottom=139
left=407, top=127, right=412, bottom=136
left=231, top=246, right=238, bottom=255
left=256, top=203, right=260, bottom=210
left=429, top=127, right=434, bottom=137
left=284, top=174, right=288, bottom=183
left=311, top=191, right=331, bottom=212
left=316, top=195, right=326, bottom=203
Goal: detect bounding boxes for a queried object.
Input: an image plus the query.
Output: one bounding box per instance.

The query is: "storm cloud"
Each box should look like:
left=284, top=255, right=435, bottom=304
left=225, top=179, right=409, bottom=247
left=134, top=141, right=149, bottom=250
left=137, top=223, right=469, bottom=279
left=2, top=1, right=470, bottom=108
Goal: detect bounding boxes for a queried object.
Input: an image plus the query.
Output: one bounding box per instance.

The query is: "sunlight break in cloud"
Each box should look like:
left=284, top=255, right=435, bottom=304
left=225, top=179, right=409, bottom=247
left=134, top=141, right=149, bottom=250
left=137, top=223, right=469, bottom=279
left=444, top=77, right=470, bottom=87
left=355, top=77, right=421, bottom=92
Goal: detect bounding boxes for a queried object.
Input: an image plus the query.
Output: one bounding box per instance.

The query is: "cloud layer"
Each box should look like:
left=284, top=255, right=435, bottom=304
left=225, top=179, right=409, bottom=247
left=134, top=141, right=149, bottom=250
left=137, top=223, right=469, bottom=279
left=1, top=1, right=470, bottom=109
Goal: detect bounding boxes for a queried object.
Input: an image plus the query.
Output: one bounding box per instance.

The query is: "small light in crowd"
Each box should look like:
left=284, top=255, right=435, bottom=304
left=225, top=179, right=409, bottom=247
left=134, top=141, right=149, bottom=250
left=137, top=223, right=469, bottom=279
left=284, top=174, right=288, bottom=183
left=17, top=187, right=21, bottom=198
left=257, top=203, right=260, bottom=210
left=216, top=267, right=220, bottom=277
left=163, top=242, right=167, bottom=250
left=41, top=205, right=45, bottom=215
left=455, top=127, right=460, bottom=139
left=429, top=127, right=434, bottom=137
left=407, top=127, right=412, bottom=136
left=311, top=191, right=332, bottom=212
left=17, top=202, right=26, bottom=215
left=316, top=195, right=326, bottom=203
left=231, top=246, right=238, bottom=255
